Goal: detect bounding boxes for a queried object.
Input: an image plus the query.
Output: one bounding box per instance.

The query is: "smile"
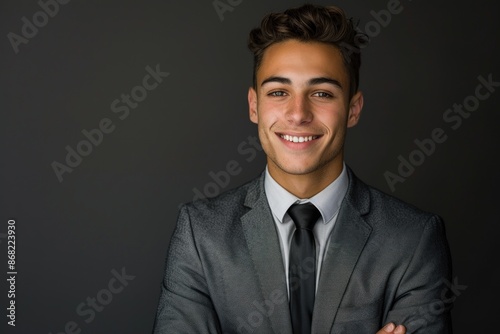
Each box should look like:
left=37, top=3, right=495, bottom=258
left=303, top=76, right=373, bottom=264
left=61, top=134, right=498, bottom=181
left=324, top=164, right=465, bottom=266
left=280, top=134, right=319, bottom=143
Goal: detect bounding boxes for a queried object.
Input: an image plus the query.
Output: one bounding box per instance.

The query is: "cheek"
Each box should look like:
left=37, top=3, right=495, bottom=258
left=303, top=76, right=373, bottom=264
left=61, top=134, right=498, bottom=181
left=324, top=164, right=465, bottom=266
left=258, top=121, right=274, bottom=142
left=256, top=106, right=279, bottom=127
left=317, top=110, right=347, bottom=133
left=256, top=115, right=279, bottom=149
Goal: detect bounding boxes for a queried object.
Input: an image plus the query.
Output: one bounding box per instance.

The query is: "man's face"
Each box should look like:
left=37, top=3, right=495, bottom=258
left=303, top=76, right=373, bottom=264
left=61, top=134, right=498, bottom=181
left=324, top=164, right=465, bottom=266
left=248, top=39, right=363, bottom=185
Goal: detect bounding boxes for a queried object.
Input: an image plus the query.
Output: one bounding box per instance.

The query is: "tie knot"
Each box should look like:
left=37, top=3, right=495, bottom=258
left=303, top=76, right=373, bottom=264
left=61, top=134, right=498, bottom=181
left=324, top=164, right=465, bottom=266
left=287, top=203, right=320, bottom=230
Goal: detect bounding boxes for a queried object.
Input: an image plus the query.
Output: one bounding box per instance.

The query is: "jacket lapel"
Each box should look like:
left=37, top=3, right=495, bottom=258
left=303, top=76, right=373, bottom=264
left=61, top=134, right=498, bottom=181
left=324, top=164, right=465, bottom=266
left=311, top=168, right=373, bottom=334
left=241, top=174, right=293, bottom=334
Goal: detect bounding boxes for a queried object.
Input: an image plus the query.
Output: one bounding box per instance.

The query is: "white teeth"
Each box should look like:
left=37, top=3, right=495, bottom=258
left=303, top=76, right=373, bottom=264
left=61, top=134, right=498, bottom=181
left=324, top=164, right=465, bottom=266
left=280, top=134, right=317, bottom=143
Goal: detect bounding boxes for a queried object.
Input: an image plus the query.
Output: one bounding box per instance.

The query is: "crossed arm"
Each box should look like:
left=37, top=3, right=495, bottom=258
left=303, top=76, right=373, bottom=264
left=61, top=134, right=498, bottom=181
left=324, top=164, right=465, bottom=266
left=153, top=206, right=451, bottom=333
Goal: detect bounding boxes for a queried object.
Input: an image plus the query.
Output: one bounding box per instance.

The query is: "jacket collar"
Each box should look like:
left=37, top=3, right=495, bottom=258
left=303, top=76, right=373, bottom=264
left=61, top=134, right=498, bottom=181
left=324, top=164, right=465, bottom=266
left=241, top=166, right=372, bottom=333
left=241, top=171, right=293, bottom=333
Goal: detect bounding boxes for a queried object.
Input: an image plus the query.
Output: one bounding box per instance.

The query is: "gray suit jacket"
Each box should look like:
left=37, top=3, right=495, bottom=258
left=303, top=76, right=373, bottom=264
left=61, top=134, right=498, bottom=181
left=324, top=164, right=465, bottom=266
left=153, top=167, right=452, bottom=333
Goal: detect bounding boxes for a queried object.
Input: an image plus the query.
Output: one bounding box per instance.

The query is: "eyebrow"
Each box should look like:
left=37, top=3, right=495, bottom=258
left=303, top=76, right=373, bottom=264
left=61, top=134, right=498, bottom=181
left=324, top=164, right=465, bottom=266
left=260, top=76, right=343, bottom=90
left=261, top=76, right=291, bottom=86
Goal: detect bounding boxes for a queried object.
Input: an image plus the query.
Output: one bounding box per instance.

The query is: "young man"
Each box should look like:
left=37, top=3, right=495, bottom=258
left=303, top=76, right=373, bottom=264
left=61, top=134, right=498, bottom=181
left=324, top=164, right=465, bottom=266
left=153, top=4, right=452, bottom=334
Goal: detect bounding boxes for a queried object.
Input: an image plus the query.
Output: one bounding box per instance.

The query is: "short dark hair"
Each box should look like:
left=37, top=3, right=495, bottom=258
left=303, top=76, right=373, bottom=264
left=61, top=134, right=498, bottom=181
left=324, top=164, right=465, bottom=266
left=247, top=4, right=367, bottom=98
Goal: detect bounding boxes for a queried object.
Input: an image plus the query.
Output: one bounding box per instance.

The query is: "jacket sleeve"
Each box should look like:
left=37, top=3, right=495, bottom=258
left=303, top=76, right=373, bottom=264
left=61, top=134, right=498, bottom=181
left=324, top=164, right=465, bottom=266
left=152, top=204, right=222, bottom=334
left=385, top=215, right=454, bottom=334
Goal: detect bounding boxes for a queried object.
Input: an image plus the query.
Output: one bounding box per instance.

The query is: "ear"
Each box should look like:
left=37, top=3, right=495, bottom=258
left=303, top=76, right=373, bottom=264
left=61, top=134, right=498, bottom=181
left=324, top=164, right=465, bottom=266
left=347, top=91, right=363, bottom=128
left=248, top=87, right=258, bottom=124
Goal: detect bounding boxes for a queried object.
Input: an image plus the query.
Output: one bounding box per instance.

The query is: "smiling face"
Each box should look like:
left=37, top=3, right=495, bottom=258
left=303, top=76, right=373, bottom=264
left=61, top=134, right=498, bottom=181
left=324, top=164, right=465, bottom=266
left=248, top=39, right=363, bottom=197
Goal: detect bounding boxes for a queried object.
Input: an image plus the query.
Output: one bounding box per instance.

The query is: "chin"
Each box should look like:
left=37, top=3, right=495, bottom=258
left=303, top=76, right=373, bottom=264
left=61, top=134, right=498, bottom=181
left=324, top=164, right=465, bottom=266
left=275, top=161, right=321, bottom=176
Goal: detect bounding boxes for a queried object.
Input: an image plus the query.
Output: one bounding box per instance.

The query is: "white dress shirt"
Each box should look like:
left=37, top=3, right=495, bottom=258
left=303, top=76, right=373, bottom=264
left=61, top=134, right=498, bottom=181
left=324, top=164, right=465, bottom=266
left=264, top=163, right=349, bottom=297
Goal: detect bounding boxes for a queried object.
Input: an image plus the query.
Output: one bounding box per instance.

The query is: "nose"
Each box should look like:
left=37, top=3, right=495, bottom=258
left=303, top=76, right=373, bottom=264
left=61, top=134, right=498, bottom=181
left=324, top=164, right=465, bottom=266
left=285, top=95, right=313, bottom=125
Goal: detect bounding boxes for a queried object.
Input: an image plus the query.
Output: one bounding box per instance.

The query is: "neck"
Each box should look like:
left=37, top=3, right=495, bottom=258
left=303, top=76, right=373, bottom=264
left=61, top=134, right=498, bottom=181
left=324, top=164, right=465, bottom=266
left=268, top=160, right=344, bottom=199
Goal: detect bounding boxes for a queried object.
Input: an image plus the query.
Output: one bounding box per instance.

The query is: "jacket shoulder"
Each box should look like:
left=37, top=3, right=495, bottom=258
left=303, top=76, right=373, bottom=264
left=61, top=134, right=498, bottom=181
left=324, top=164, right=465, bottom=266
left=179, top=174, right=262, bottom=227
left=348, top=168, right=441, bottom=230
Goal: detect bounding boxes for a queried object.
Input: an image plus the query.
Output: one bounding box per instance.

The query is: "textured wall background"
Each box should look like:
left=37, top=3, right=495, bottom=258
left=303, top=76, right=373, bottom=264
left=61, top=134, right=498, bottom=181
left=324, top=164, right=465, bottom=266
left=1, top=0, right=499, bottom=332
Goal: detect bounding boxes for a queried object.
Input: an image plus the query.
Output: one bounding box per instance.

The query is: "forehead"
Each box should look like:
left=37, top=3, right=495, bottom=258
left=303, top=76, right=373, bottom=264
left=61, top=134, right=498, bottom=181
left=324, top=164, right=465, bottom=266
left=257, top=39, right=349, bottom=86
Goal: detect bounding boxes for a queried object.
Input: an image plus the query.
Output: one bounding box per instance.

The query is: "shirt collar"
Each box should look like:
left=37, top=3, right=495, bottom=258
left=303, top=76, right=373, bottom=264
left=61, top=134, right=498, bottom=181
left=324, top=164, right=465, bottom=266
left=264, top=163, right=349, bottom=224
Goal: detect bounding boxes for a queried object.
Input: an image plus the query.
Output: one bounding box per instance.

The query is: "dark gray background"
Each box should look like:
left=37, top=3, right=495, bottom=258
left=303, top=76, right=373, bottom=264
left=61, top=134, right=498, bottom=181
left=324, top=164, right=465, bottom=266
left=1, top=0, right=499, bottom=333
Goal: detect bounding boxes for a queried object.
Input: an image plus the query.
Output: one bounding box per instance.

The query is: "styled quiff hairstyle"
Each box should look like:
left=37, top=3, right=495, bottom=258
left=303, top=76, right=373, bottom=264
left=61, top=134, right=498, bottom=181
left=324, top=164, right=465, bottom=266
left=248, top=4, right=366, bottom=98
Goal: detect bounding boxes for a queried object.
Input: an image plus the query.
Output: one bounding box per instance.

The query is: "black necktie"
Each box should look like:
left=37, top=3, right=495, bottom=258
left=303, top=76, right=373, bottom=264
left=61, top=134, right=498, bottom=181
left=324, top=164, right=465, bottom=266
left=288, top=203, right=320, bottom=334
